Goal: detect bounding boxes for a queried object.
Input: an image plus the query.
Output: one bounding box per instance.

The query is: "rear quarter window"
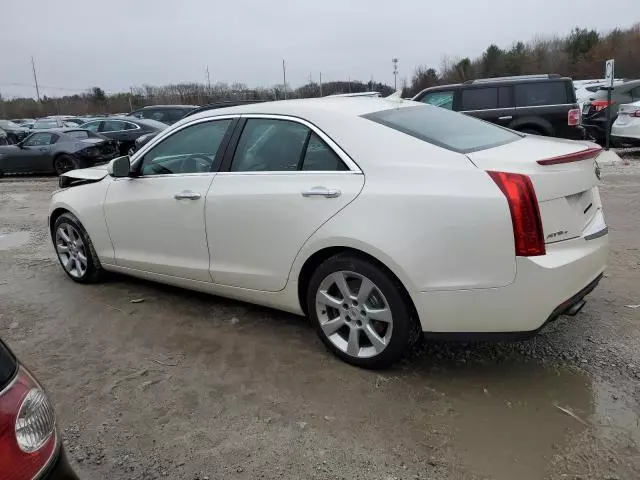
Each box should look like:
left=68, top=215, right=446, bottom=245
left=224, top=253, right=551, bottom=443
left=363, top=105, right=521, bottom=153
left=515, top=81, right=571, bottom=107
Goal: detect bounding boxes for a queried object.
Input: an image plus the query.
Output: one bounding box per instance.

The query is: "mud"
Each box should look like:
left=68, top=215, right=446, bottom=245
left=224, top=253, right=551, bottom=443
left=1, top=167, right=639, bottom=480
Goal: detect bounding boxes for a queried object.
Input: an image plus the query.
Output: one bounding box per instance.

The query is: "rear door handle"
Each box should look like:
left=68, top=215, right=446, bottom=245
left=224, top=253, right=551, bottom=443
left=174, top=190, right=201, bottom=200
left=498, top=116, right=513, bottom=120
left=302, top=187, right=341, bottom=198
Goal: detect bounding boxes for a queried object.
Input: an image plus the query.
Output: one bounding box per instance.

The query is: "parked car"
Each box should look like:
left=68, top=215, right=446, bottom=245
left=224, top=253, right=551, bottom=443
left=128, top=105, right=198, bottom=125
left=582, top=79, right=640, bottom=144
left=134, top=100, right=266, bottom=150
left=0, top=120, right=31, bottom=144
left=611, top=100, right=640, bottom=147
left=0, top=128, right=7, bottom=145
left=32, top=117, right=75, bottom=130
left=413, top=74, right=585, bottom=140
left=574, top=79, right=625, bottom=106
left=79, top=117, right=167, bottom=155
left=0, top=338, right=79, bottom=479
left=0, top=128, right=119, bottom=176
left=50, top=97, right=608, bottom=369
left=10, top=118, right=35, bottom=127
left=58, top=116, right=88, bottom=127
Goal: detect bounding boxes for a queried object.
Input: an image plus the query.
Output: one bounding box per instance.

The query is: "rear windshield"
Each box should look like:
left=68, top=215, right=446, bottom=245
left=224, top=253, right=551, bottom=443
left=66, top=130, right=89, bottom=139
left=362, top=105, right=520, bottom=153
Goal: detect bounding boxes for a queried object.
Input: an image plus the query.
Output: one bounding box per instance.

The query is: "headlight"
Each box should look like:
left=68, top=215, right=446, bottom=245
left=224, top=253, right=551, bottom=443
left=15, top=388, right=56, bottom=453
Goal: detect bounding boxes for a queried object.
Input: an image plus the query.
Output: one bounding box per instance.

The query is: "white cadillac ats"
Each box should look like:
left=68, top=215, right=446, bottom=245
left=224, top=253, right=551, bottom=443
left=49, top=97, right=608, bottom=368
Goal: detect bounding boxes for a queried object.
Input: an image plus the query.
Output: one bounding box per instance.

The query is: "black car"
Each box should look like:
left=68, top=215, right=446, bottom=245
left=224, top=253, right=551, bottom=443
left=134, top=100, right=265, bottom=150
left=582, top=79, right=640, bottom=144
left=412, top=74, right=584, bottom=140
left=0, top=119, right=31, bottom=143
left=79, top=117, right=167, bottom=155
left=128, top=104, right=198, bottom=125
left=0, top=128, right=119, bottom=176
left=0, top=338, right=79, bottom=479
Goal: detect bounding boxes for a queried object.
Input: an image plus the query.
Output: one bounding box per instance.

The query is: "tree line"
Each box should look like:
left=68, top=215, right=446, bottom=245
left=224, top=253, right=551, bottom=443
left=1, top=23, right=639, bottom=118
left=406, top=24, right=640, bottom=96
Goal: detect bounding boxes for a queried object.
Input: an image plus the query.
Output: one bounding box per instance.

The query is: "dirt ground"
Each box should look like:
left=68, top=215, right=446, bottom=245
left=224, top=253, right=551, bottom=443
left=1, top=163, right=639, bottom=480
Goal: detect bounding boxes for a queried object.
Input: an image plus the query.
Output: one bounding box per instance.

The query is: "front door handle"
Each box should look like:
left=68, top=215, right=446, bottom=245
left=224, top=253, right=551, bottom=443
left=498, top=116, right=513, bottom=121
left=302, top=187, right=341, bottom=198
left=174, top=190, right=201, bottom=200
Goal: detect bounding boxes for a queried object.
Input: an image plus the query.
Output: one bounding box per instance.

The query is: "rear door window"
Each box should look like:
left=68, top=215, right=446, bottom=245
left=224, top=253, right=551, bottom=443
left=515, top=82, right=569, bottom=107
left=363, top=105, right=520, bottom=153
left=461, top=87, right=498, bottom=111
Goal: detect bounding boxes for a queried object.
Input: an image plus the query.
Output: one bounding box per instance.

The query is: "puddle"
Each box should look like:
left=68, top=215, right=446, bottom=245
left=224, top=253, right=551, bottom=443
left=0, top=231, right=31, bottom=250
left=422, top=364, right=639, bottom=480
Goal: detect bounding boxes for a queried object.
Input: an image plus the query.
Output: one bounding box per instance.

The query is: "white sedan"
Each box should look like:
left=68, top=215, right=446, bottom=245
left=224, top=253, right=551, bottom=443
left=49, top=97, right=608, bottom=368
left=612, top=101, right=640, bottom=147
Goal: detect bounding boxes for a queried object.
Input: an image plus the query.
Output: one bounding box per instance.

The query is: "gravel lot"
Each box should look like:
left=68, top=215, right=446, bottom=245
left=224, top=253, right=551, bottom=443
left=1, top=162, right=639, bottom=480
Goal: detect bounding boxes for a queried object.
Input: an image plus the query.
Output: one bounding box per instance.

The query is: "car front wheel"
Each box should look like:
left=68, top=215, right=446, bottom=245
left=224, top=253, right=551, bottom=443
left=307, top=254, right=419, bottom=369
left=53, top=213, right=105, bottom=283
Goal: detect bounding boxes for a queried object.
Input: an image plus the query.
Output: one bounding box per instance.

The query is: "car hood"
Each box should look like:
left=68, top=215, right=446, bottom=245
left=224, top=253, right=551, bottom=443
left=59, top=164, right=110, bottom=188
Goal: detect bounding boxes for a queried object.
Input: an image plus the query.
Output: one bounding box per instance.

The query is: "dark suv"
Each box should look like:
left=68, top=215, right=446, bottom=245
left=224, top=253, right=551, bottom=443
left=412, top=74, right=584, bottom=140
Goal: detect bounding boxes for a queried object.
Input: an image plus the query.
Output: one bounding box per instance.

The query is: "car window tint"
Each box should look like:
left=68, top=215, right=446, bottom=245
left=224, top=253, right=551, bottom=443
left=140, top=119, right=232, bottom=176
left=231, top=119, right=309, bottom=172
left=498, top=87, right=512, bottom=108
left=363, top=105, right=520, bottom=154
left=123, top=122, right=138, bottom=131
left=419, top=91, right=454, bottom=110
left=24, top=133, right=56, bottom=146
left=461, top=87, right=498, bottom=110
left=514, top=82, right=568, bottom=107
left=301, top=133, right=348, bottom=171
left=101, top=120, right=126, bottom=132
left=81, top=122, right=100, bottom=132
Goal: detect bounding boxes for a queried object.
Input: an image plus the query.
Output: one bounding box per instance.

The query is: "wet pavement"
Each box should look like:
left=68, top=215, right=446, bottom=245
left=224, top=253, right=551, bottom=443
left=0, top=167, right=639, bottom=479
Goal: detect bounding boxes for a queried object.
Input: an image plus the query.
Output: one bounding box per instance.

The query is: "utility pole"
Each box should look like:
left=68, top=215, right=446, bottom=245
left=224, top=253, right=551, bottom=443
left=31, top=56, right=41, bottom=102
left=370, top=74, right=374, bottom=91
left=348, top=77, right=351, bottom=93
left=319, top=72, right=323, bottom=97
left=392, top=58, right=399, bottom=91
left=282, top=60, right=287, bottom=99
left=206, top=66, right=211, bottom=91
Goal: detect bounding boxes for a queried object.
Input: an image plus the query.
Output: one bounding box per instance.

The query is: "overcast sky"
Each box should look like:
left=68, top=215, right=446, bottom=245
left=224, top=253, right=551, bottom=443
left=1, top=0, right=636, bottom=98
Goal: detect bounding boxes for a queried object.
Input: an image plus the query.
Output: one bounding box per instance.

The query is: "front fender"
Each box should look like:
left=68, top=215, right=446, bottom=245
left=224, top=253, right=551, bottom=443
left=49, top=179, right=115, bottom=264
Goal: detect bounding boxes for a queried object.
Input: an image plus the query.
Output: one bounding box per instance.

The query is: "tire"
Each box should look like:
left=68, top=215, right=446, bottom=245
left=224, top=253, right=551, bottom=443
left=53, top=213, right=106, bottom=284
left=53, top=154, right=80, bottom=176
left=306, top=253, right=420, bottom=369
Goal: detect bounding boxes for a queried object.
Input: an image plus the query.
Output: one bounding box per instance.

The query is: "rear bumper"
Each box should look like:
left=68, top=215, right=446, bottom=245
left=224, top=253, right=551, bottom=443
left=414, top=216, right=608, bottom=334
left=555, top=125, right=586, bottom=140
left=611, top=123, right=640, bottom=145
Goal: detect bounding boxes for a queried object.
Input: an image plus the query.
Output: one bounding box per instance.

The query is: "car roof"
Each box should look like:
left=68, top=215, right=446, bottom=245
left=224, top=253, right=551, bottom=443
left=413, top=75, right=573, bottom=97
left=139, top=105, right=198, bottom=109
left=183, top=96, right=411, bottom=124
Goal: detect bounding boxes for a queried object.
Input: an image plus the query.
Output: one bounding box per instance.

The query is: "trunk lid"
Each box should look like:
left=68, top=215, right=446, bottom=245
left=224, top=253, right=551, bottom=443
left=467, top=135, right=603, bottom=244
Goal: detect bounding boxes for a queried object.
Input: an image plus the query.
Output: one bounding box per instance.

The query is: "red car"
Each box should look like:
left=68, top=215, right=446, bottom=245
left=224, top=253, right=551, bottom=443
left=0, top=339, right=79, bottom=480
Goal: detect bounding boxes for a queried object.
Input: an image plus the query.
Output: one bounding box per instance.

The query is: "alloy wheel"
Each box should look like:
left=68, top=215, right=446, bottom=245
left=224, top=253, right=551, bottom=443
left=54, top=157, right=75, bottom=175
left=55, top=224, right=88, bottom=278
left=315, top=271, right=393, bottom=358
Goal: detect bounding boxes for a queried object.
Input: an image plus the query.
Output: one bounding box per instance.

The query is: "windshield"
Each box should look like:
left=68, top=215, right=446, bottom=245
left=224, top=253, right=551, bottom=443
left=0, top=120, right=21, bottom=129
left=33, top=119, right=60, bottom=128
left=363, top=105, right=521, bottom=153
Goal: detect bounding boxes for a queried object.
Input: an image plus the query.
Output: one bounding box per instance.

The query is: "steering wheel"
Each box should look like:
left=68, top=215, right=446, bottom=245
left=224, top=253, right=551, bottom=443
left=185, top=154, right=213, bottom=172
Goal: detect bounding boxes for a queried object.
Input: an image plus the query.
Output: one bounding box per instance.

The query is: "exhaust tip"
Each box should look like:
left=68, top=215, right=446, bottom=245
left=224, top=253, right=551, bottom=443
left=565, top=300, right=586, bottom=317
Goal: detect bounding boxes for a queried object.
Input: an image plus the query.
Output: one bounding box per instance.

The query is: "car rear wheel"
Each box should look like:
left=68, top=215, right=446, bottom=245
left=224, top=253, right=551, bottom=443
left=307, top=254, right=419, bottom=369
left=53, top=213, right=105, bottom=283
left=53, top=155, right=79, bottom=176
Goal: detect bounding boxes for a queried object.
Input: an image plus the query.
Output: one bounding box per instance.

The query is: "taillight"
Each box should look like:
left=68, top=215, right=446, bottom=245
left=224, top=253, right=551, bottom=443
left=0, top=367, right=57, bottom=480
left=629, top=110, right=640, bottom=118
left=568, top=108, right=581, bottom=126
left=488, top=171, right=545, bottom=257
left=591, top=99, right=615, bottom=112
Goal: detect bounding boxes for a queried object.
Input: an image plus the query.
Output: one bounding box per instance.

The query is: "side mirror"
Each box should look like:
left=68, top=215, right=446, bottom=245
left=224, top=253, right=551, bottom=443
left=108, top=155, right=131, bottom=177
